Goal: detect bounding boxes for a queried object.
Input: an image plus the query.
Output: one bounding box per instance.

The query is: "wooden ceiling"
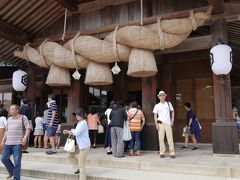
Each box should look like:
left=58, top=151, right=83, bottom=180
left=0, top=0, right=239, bottom=67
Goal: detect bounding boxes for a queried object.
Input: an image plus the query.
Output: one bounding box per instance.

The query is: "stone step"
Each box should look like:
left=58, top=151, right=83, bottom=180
left=20, top=148, right=240, bottom=179
left=0, top=174, right=48, bottom=180
left=0, top=161, right=239, bottom=180
left=0, top=161, right=118, bottom=180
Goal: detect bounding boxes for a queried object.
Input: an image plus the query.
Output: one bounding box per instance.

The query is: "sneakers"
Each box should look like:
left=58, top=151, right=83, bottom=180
left=192, top=147, right=199, bottom=150
left=6, top=174, right=13, bottom=179
left=74, top=169, right=80, bottom=175
left=129, top=151, right=134, bottom=156
left=107, top=151, right=113, bottom=155
left=45, top=150, right=57, bottom=155
left=160, top=154, right=175, bottom=158
left=180, top=145, right=188, bottom=149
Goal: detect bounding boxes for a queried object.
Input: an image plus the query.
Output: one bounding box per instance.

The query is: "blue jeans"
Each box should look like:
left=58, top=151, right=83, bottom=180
left=1, top=144, right=22, bottom=180
left=237, top=121, right=240, bottom=133
left=129, top=132, right=141, bottom=151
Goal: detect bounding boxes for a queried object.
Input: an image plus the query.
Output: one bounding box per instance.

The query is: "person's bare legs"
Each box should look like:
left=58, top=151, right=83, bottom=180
left=49, top=136, right=56, bottom=152
left=34, top=136, right=38, bottom=148
left=191, top=134, right=198, bottom=147
left=44, top=132, right=48, bottom=149
left=184, top=135, right=189, bottom=147
left=38, top=136, right=42, bottom=148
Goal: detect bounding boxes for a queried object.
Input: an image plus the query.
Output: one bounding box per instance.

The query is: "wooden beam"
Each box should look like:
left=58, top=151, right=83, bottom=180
left=79, top=0, right=138, bottom=14
left=208, top=0, right=224, bottom=14
left=33, top=2, right=239, bottom=46
left=156, top=35, right=212, bottom=55
left=0, top=20, right=31, bottom=45
left=55, top=0, right=78, bottom=12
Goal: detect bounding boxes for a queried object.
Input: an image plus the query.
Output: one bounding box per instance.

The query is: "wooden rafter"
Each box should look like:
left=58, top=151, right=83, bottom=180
left=79, top=0, right=138, bottom=14
left=55, top=0, right=78, bottom=12
left=156, top=35, right=212, bottom=55
left=0, top=20, right=31, bottom=45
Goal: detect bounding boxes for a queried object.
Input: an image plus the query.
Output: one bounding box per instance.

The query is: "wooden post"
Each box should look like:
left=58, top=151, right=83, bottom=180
left=211, top=18, right=239, bottom=154
left=39, top=76, right=51, bottom=112
left=113, top=63, right=128, bottom=102
left=161, top=59, right=172, bottom=101
left=141, top=76, right=158, bottom=150
left=66, top=79, right=81, bottom=124
left=26, top=63, right=37, bottom=120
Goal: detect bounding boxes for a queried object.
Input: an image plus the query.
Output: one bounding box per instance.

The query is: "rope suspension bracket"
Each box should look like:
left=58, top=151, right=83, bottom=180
left=111, top=25, right=121, bottom=75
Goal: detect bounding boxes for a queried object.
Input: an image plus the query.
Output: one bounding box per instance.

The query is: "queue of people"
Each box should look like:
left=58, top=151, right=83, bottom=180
left=6, top=89, right=237, bottom=179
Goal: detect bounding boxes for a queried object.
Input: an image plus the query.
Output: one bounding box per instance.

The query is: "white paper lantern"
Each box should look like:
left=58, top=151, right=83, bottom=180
left=210, top=44, right=232, bottom=76
left=12, top=70, right=28, bottom=91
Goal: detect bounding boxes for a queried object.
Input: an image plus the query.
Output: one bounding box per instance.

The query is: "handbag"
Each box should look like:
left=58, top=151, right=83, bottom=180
left=123, top=120, right=132, bottom=141
left=182, top=127, right=186, bottom=137
left=98, top=125, right=104, bottom=134
left=64, top=135, right=76, bottom=153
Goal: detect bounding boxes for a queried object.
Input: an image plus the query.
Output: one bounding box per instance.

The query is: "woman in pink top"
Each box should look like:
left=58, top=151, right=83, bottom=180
left=87, top=108, right=100, bottom=148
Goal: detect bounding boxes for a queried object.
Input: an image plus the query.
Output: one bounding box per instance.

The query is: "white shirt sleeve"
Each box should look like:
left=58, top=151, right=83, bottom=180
left=71, top=122, right=85, bottom=137
left=153, top=105, right=158, bottom=114
left=3, top=117, right=7, bottom=128
left=169, top=102, right=174, bottom=112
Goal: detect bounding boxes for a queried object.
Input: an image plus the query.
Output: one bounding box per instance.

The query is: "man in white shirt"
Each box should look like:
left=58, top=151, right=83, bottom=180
left=153, top=91, right=175, bottom=158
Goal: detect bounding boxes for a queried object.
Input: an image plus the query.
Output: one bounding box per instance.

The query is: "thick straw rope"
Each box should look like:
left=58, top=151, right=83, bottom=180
left=190, top=10, right=197, bottom=31
left=157, top=17, right=165, bottom=51
left=39, top=39, right=50, bottom=67
left=23, top=43, right=31, bottom=61
left=71, top=32, right=81, bottom=69
left=62, top=9, right=68, bottom=41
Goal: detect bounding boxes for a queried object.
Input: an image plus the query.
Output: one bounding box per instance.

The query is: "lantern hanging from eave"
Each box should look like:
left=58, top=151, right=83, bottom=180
left=210, top=44, right=233, bottom=76
left=12, top=69, right=28, bottom=91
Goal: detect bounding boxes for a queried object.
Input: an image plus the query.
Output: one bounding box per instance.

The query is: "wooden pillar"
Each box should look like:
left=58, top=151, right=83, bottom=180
left=161, top=58, right=172, bottom=101
left=113, top=63, right=128, bottom=102
left=66, top=77, right=87, bottom=124
left=67, top=80, right=81, bottom=123
left=39, top=76, right=51, bottom=112
left=141, top=76, right=158, bottom=150
left=26, top=63, right=37, bottom=120
left=211, top=18, right=239, bottom=154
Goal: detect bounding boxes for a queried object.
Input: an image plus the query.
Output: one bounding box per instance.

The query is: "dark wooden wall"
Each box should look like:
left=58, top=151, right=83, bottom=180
left=37, top=0, right=208, bottom=38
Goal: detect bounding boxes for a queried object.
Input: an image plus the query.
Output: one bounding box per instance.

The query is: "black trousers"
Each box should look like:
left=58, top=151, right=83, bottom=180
left=89, top=130, right=97, bottom=145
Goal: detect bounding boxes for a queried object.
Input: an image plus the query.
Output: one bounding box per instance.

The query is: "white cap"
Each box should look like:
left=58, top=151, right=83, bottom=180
left=157, top=90, right=167, bottom=97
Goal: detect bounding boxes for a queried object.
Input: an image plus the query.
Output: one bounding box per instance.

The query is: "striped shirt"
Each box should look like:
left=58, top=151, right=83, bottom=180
left=128, top=108, right=145, bottom=132
left=47, top=100, right=59, bottom=128
left=6, top=115, right=30, bottom=145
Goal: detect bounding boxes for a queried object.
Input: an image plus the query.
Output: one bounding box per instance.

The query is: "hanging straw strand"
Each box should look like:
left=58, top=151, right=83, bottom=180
left=113, top=25, right=121, bottom=62
left=71, top=32, right=81, bottom=69
left=190, top=10, right=197, bottom=31
left=140, top=0, right=143, bottom=26
left=157, top=17, right=165, bottom=51
left=62, top=8, right=68, bottom=41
